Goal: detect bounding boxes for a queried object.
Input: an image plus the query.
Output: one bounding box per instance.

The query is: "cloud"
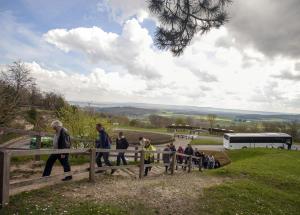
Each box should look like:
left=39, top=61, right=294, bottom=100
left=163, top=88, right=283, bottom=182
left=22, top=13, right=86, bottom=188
left=44, top=19, right=162, bottom=79
left=42, top=19, right=300, bottom=112
left=97, top=0, right=149, bottom=24
left=295, top=62, right=300, bottom=71
left=273, top=70, right=300, bottom=81
left=227, top=0, right=300, bottom=58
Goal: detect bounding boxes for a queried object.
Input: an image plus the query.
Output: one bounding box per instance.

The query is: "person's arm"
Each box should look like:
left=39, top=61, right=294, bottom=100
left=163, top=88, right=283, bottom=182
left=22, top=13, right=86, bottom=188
left=124, top=138, right=129, bottom=149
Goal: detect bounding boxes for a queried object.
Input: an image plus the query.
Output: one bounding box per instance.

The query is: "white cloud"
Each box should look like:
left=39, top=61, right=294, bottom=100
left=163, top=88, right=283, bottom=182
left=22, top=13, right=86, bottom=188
left=2, top=5, right=300, bottom=113
left=97, top=0, right=149, bottom=24
left=41, top=18, right=300, bottom=113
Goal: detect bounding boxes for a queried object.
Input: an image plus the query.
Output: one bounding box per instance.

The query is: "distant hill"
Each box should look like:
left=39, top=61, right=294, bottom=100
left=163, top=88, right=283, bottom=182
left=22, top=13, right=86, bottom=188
left=70, top=101, right=296, bottom=120
left=236, top=114, right=300, bottom=122
left=94, top=106, right=158, bottom=117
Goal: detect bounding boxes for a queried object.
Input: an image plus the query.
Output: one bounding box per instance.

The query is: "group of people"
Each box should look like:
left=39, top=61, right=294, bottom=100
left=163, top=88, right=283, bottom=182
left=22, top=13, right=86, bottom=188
left=41, top=120, right=219, bottom=181
left=161, top=143, right=219, bottom=173
left=42, top=121, right=130, bottom=180
left=175, top=134, right=195, bottom=140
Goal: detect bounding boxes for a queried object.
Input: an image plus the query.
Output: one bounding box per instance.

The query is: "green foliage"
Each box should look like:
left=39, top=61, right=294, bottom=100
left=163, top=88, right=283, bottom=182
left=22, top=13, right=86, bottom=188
left=58, top=105, right=111, bottom=148
left=199, top=149, right=300, bottom=215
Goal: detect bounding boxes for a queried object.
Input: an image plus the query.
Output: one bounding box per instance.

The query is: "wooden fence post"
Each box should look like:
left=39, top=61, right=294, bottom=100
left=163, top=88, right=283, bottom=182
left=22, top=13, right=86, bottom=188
left=134, top=146, right=138, bottom=162
left=0, top=150, right=10, bottom=208
left=170, top=152, right=176, bottom=175
left=188, top=155, right=192, bottom=173
left=35, top=135, right=41, bottom=161
left=139, top=150, right=145, bottom=179
left=89, top=148, right=96, bottom=182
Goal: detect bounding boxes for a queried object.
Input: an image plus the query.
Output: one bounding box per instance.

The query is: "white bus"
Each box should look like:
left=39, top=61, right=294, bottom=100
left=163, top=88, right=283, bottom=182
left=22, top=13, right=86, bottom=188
left=223, top=133, right=293, bottom=150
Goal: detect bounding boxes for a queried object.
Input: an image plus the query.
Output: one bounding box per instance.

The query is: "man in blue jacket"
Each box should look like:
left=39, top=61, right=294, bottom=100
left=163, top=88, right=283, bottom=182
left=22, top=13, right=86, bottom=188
left=95, top=123, right=115, bottom=174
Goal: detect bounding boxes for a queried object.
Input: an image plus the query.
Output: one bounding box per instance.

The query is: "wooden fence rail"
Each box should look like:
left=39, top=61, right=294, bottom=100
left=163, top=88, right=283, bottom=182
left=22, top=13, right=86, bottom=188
left=0, top=147, right=202, bottom=208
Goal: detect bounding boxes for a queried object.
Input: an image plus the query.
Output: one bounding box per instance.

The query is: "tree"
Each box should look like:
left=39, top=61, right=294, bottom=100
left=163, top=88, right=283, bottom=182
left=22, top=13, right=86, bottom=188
left=1, top=61, right=34, bottom=94
left=58, top=105, right=111, bottom=148
left=0, top=61, right=34, bottom=125
left=44, top=92, right=66, bottom=112
left=207, top=114, right=216, bottom=134
left=148, top=0, right=231, bottom=56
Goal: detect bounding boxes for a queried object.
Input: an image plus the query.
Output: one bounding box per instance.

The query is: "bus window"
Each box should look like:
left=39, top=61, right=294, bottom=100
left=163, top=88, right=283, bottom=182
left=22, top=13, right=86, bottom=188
left=224, top=134, right=229, bottom=140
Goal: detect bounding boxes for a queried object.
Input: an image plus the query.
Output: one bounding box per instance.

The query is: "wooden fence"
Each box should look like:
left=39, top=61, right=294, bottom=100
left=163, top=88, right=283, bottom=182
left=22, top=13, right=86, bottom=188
left=0, top=147, right=202, bottom=208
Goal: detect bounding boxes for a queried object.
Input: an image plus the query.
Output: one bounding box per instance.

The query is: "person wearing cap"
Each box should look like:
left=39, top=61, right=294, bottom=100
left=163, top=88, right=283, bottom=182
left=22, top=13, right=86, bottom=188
left=42, top=120, right=72, bottom=181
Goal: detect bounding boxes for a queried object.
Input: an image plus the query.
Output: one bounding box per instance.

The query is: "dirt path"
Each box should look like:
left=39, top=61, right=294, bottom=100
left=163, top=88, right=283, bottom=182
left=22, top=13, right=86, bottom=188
left=63, top=172, right=228, bottom=215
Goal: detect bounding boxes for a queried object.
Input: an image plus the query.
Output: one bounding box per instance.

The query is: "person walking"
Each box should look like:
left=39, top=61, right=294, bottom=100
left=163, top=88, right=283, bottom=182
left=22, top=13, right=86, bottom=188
left=184, top=144, right=194, bottom=171
left=95, top=123, right=115, bottom=174
left=143, top=139, right=156, bottom=176
left=163, top=145, right=171, bottom=173
left=42, top=120, right=72, bottom=181
left=176, top=146, right=184, bottom=169
left=116, top=132, right=129, bottom=166
left=194, top=148, right=201, bottom=165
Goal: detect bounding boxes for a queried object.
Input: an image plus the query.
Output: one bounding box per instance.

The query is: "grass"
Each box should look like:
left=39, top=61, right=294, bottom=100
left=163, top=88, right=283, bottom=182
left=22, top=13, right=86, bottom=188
left=0, top=184, right=127, bottom=215
left=198, top=148, right=300, bottom=215
left=190, top=138, right=222, bottom=145
left=4, top=148, right=300, bottom=214
left=115, top=125, right=169, bottom=133
left=1, top=179, right=154, bottom=215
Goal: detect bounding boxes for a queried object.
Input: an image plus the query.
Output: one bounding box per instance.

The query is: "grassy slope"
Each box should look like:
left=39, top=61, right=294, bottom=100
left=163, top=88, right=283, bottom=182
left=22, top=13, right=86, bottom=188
left=190, top=138, right=222, bottom=145
left=198, top=149, right=300, bottom=215
left=3, top=149, right=300, bottom=215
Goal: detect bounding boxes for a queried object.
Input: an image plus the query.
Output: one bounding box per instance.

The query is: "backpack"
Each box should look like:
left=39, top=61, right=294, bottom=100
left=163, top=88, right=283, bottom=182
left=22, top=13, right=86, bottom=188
left=61, top=128, right=71, bottom=149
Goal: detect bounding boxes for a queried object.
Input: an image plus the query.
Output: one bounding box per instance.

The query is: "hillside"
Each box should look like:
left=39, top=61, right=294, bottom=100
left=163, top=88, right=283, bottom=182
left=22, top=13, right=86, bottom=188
left=2, top=149, right=299, bottom=215
left=71, top=101, right=298, bottom=121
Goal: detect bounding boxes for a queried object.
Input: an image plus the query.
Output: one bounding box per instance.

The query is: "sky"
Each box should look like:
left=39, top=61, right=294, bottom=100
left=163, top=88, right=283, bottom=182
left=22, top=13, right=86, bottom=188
left=0, top=0, right=300, bottom=113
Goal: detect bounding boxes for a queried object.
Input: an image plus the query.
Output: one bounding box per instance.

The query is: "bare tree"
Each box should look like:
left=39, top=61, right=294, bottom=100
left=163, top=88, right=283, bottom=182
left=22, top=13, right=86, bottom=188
left=0, top=61, right=34, bottom=125
left=148, top=0, right=231, bottom=56
left=1, top=61, right=34, bottom=94
left=207, top=114, right=216, bottom=134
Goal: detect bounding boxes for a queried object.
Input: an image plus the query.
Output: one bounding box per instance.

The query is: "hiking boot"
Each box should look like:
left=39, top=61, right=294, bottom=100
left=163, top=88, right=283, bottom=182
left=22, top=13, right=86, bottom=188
left=62, top=176, right=72, bottom=181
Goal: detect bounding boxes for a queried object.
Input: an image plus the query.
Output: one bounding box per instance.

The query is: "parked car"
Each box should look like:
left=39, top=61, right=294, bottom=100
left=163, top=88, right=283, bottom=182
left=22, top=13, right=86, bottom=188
left=30, top=136, right=53, bottom=149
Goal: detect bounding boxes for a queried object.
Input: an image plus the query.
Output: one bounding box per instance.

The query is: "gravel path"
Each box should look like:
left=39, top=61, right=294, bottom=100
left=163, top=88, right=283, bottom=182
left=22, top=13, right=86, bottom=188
left=64, top=172, right=228, bottom=215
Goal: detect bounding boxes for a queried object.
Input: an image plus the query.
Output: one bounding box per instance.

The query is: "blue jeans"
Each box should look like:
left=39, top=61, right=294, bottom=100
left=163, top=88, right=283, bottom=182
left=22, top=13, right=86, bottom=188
left=117, top=152, right=127, bottom=165
left=96, top=152, right=112, bottom=167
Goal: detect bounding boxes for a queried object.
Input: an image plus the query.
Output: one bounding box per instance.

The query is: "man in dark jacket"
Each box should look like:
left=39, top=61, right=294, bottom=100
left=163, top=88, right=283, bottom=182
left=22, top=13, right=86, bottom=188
left=42, top=120, right=72, bottom=181
left=116, top=132, right=129, bottom=166
left=184, top=144, right=194, bottom=170
left=95, top=123, right=115, bottom=174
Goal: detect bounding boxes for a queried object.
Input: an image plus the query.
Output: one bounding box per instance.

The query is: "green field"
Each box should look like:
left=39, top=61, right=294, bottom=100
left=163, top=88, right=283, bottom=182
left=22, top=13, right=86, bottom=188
left=199, top=149, right=300, bottom=214
left=115, top=125, right=169, bottom=133
left=190, top=138, right=223, bottom=145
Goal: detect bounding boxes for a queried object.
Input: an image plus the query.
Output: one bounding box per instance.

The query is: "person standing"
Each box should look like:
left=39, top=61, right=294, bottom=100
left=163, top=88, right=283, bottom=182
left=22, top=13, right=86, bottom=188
left=143, top=139, right=156, bottom=176
left=95, top=123, right=115, bottom=174
left=116, top=132, right=129, bottom=166
left=184, top=144, right=194, bottom=171
left=177, top=146, right=184, bottom=164
left=163, top=145, right=171, bottom=173
left=169, top=142, right=176, bottom=170
left=42, top=120, right=72, bottom=181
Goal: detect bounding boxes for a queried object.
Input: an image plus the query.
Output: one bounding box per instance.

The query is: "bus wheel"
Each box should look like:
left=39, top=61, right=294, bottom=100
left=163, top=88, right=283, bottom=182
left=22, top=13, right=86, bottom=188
left=277, top=146, right=284, bottom=149
left=242, top=146, right=248, bottom=149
